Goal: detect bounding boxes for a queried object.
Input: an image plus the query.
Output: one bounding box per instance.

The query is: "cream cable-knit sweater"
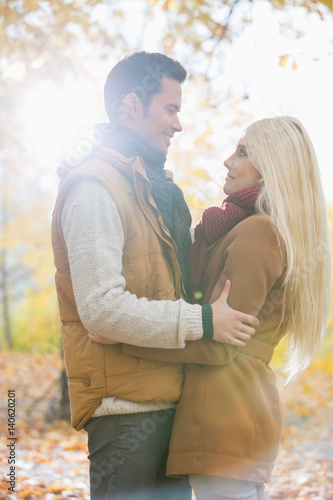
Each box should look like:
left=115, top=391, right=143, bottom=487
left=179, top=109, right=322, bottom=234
left=62, top=179, right=203, bottom=416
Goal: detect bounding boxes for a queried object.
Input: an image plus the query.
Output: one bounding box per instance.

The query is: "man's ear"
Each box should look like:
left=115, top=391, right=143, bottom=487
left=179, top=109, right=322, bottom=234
left=123, top=92, right=142, bottom=120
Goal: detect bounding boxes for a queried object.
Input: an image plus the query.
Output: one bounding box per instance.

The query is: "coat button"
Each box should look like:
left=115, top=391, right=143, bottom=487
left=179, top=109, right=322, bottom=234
left=83, top=376, right=91, bottom=387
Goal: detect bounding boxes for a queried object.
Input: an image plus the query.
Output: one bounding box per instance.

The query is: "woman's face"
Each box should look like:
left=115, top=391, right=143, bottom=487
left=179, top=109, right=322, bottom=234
left=223, top=137, right=262, bottom=195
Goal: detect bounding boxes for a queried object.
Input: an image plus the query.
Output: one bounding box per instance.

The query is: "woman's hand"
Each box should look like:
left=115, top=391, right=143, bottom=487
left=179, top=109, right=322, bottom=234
left=211, top=280, right=259, bottom=347
left=88, top=331, right=120, bottom=344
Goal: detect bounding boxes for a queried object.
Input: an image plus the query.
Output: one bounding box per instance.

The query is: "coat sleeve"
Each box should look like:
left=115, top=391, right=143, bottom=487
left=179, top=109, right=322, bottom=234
left=123, top=216, right=286, bottom=365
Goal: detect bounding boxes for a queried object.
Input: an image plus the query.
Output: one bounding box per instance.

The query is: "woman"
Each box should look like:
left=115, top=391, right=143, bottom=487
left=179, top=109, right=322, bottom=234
left=91, top=116, right=331, bottom=499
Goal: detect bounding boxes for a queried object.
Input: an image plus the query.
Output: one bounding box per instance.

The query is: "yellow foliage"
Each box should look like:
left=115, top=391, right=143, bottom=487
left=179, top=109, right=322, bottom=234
left=193, top=168, right=213, bottom=181
left=13, top=287, right=61, bottom=352
left=167, top=0, right=180, bottom=11
left=194, top=122, right=213, bottom=150
left=19, top=489, right=44, bottom=499
left=48, top=483, right=70, bottom=494
left=272, top=327, right=333, bottom=375
left=271, top=0, right=332, bottom=10
left=270, top=0, right=286, bottom=7
left=23, top=0, right=40, bottom=10
left=318, top=0, right=333, bottom=10
left=279, top=54, right=289, bottom=67
left=214, top=24, right=226, bottom=38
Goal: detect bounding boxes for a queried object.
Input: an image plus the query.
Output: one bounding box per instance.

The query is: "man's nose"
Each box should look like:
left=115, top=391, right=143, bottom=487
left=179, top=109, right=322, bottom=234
left=172, top=114, right=182, bottom=133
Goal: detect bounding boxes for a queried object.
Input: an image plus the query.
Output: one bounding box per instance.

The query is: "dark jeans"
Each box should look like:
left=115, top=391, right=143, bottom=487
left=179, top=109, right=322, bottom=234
left=84, top=409, right=192, bottom=500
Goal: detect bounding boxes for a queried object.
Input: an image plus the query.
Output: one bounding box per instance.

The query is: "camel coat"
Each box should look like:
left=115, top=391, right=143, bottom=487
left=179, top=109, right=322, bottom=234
left=124, top=214, right=287, bottom=482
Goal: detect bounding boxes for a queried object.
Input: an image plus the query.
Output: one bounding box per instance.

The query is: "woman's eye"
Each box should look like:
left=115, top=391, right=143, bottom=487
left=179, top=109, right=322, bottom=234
left=240, top=149, right=246, bottom=156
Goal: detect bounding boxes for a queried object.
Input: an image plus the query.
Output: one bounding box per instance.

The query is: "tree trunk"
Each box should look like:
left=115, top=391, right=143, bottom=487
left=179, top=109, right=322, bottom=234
left=0, top=223, right=13, bottom=349
left=59, top=366, right=71, bottom=421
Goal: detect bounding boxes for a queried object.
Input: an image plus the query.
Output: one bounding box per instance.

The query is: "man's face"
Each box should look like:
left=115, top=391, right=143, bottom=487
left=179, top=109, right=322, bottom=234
left=134, top=76, right=183, bottom=155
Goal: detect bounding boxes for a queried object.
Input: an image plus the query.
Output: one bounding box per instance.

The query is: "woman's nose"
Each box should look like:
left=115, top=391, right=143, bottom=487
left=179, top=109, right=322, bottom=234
left=224, top=156, right=231, bottom=169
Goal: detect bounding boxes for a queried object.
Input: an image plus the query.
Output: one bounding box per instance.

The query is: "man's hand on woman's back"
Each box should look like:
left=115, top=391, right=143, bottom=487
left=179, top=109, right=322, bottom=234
left=211, top=280, right=259, bottom=346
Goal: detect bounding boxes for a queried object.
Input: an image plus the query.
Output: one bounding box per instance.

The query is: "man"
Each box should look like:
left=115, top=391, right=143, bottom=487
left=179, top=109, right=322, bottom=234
left=51, top=52, right=258, bottom=500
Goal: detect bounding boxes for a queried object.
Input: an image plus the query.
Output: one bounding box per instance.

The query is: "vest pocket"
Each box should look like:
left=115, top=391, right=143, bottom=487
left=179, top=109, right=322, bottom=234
left=62, top=322, right=105, bottom=389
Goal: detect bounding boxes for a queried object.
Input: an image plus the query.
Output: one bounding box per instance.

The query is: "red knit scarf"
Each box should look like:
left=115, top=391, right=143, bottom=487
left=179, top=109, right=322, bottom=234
left=189, top=186, right=261, bottom=303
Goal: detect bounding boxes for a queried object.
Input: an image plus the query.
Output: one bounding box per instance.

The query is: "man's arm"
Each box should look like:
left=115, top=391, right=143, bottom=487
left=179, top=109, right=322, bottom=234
left=88, top=279, right=255, bottom=347
left=63, top=180, right=258, bottom=349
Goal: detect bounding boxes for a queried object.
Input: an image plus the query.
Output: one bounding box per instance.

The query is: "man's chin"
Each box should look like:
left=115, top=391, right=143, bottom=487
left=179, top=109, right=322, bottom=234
left=152, top=144, right=169, bottom=156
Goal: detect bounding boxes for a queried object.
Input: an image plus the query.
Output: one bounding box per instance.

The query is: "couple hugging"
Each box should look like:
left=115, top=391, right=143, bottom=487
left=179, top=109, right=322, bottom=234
left=52, top=51, right=331, bottom=500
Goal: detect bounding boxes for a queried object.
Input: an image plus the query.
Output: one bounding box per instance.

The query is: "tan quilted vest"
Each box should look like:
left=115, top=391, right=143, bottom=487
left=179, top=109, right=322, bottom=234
left=51, top=146, right=186, bottom=430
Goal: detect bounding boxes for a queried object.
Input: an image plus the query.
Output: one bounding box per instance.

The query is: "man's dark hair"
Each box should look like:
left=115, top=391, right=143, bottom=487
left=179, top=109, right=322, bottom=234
left=104, top=51, right=187, bottom=121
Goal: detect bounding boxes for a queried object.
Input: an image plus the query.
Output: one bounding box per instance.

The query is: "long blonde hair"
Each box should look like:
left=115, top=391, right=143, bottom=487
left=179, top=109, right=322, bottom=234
left=244, top=116, right=331, bottom=379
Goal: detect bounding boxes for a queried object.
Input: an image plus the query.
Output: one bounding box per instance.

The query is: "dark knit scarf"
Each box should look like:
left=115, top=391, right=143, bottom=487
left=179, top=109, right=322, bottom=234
left=189, top=186, right=261, bottom=303
left=102, top=124, right=192, bottom=292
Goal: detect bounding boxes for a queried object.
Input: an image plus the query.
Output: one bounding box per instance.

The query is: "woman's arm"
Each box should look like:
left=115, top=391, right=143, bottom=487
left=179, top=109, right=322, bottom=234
left=88, top=279, right=257, bottom=350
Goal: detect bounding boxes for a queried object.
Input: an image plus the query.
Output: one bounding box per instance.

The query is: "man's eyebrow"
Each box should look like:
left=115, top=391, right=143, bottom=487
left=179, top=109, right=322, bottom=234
left=166, top=103, right=181, bottom=111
